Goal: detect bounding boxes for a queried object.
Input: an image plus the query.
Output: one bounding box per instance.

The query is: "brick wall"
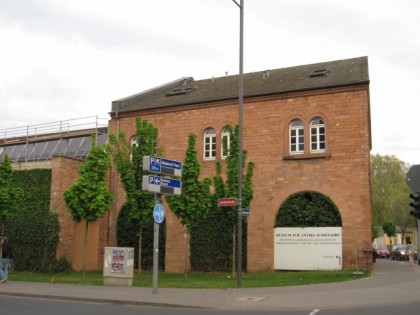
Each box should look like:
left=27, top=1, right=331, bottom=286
left=50, top=154, right=110, bottom=270
left=109, top=84, right=372, bottom=272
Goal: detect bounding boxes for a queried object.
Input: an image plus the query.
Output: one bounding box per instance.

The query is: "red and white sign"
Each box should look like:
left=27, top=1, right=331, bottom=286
left=218, top=198, right=237, bottom=206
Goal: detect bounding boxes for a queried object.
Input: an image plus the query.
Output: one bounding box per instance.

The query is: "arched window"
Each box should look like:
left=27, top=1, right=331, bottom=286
left=310, top=118, right=326, bottom=152
left=130, top=136, right=138, bottom=161
left=130, top=136, right=138, bottom=147
left=221, top=128, right=231, bottom=159
left=289, top=119, right=304, bottom=154
left=130, top=136, right=157, bottom=161
left=204, top=128, right=216, bottom=159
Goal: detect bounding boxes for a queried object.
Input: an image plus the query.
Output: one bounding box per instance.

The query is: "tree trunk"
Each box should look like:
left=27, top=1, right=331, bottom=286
left=83, top=220, right=89, bottom=279
left=138, top=227, right=142, bottom=275
left=184, top=229, right=189, bottom=280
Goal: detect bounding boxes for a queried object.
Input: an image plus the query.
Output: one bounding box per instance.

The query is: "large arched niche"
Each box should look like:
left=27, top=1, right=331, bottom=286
left=273, top=191, right=343, bottom=271
left=275, top=191, right=342, bottom=228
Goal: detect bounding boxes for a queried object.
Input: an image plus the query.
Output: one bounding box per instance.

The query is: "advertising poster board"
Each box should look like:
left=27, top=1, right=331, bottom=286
left=111, top=249, right=125, bottom=273
left=274, top=227, right=342, bottom=270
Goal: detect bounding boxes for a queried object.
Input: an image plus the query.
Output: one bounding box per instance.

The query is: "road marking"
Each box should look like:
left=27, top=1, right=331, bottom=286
left=309, top=309, right=320, bottom=315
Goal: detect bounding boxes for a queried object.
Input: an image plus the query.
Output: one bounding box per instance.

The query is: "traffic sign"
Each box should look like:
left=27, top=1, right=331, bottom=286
left=407, top=164, right=420, bottom=191
left=142, top=175, right=182, bottom=195
left=219, top=198, right=237, bottom=206
left=241, top=209, right=250, bottom=217
left=143, top=156, right=182, bottom=177
left=153, top=204, right=165, bottom=223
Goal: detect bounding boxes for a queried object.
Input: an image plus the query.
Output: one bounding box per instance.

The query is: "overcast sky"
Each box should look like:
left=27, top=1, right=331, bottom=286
left=1, top=0, right=419, bottom=165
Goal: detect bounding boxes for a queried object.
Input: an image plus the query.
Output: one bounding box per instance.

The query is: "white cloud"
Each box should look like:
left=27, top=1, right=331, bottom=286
left=1, top=0, right=420, bottom=165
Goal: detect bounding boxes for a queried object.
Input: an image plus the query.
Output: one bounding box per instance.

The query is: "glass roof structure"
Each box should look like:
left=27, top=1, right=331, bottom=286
left=0, top=116, right=108, bottom=163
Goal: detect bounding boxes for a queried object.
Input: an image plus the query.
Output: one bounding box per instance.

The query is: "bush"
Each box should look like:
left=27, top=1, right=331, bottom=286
left=51, top=257, right=72, bottom=273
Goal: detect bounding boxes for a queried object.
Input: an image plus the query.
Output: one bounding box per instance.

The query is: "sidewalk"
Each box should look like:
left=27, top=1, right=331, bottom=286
left=0, top=259, right=419, bottom=310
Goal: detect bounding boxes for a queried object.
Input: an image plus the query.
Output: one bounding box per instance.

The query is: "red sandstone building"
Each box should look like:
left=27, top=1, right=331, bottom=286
left=14, top=56, right=371, bottom=271
left=1, top=57, right=372, bottom=272
left=102, top=56, right=372, bottom=272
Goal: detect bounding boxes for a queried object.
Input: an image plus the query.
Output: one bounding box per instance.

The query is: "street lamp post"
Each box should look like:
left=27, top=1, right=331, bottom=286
left=232, top=0, right=244, bottom=289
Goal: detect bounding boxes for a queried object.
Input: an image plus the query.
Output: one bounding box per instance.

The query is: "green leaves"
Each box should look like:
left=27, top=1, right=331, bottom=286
left=8, top=169, right=60, bottom=272
left=215, top=124, right=254, bottom=224
left=382, top=221, right=396, bottom=238
left=64, top=138, right=113, bottom=223
left=109, top=117, right=158, bottom=227
left=0, top=155, right=24, bottom=227
left=370, top=154, right=413, bottom=228
left=275, top=192, right=342, bottom=228
left=166, top=134, right=212, bottom=228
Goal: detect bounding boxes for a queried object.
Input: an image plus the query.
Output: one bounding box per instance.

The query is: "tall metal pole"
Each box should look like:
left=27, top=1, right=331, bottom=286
left=152, top=193, right=160, bottom=294
left=233, top=0, right=244, bottom=289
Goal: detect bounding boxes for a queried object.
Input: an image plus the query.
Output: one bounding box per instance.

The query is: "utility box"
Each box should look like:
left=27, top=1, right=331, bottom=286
left=103, top=247, right=134, bottom=286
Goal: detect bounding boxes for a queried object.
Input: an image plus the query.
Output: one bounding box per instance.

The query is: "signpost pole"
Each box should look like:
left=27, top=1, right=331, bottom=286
left=143, top=155, right=181, bottom=294
left=152, top=193, right=160, bottom=294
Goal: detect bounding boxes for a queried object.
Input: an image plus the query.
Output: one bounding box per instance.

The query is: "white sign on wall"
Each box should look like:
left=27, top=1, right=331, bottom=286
left=274, top=227, right=342, bottom=270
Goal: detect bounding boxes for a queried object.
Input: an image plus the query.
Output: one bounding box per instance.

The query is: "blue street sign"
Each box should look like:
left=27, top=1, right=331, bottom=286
left=242, top=209, right=250, bottom=217
left=143, top=156, right=182, bottom=177
left=142, top=175, right=182, bottom=195
left=153, top=204, right=165, bottom=223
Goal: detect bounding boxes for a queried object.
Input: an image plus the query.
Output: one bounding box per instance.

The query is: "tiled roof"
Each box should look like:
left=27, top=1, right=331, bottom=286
left=111, top=56, right=369, bottom=113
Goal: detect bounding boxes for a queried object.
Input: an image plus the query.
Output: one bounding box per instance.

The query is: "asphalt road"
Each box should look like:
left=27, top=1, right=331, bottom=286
left=1, top=295, right=420, bottom=315
left=0, top=259, right=419, bottom=313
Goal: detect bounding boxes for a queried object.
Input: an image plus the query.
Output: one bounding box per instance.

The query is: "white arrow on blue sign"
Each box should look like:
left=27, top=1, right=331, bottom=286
left=242, top=209, right=250, bottom=217
left=153, top=204, right=165, bottom=223
left=142, top=175, right=182, bottom=195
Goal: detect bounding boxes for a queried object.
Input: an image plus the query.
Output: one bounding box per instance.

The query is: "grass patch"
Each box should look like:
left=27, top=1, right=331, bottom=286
left=9, top=270, right=370, bottom=288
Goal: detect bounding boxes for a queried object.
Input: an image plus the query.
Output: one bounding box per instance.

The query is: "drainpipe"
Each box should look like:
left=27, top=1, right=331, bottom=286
left=112, top=109, right=120, bottom=246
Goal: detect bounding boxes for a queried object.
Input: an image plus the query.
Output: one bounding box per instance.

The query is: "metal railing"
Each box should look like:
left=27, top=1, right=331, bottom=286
left=0, top=116, right=108, bottom=143
left=0, top=116, right=109, bottom=163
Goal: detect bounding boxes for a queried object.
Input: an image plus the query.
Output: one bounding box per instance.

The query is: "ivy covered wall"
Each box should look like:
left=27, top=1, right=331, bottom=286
left=190, top=206, right=247, bottom=272
left=275, top=191, right=342, bottom=227
left=117, top=204, right=166, bottom=271
left=8, top=169, right=61, bottom=272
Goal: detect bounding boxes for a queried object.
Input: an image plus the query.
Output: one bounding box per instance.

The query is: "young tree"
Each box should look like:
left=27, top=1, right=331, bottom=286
left=109, top=117, right=158, bottom=273
left=0, top=155, right=23, bottom=234
left=63, top=137, right=113, bottom=276
left=215, top=124, right=255, bottom=276
left=166, top=133, right=212, bottom=277
left=382, top=221, right=397, bottom=248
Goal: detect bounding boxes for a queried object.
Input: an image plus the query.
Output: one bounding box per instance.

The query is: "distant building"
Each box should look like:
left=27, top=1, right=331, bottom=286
left=0, top=116, right=108, bottom=169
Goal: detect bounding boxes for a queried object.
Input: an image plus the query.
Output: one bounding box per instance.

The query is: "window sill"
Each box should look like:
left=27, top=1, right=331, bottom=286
left=283, top=152, right=331, bottom=161
left=203, top=158, right=216, bottom=162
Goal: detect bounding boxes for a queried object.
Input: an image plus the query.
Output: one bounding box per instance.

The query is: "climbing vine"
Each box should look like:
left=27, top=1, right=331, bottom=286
left=8, top=169, right=61, bottom=272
